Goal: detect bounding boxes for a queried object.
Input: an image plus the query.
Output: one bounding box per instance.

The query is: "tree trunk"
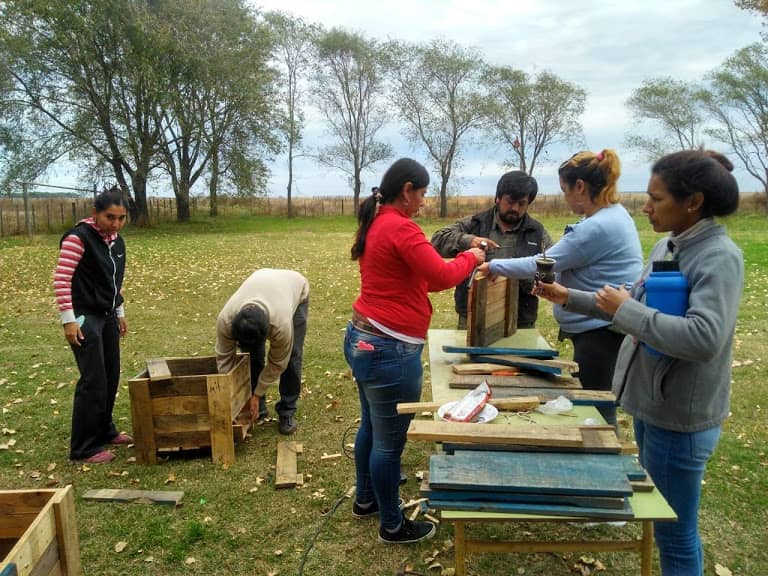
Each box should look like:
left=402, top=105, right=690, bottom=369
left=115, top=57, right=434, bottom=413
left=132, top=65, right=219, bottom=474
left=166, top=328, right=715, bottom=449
left=439, top=179, right=448, bottom=218
left=129, top=171, right=150, bottom=227
left=353, top=169, right=362, bottom=216
left=209, top=152, right=219, bottom=217
left=287, top=140, right=294, bottom=219
left=175, top=166, right=191, bottom=223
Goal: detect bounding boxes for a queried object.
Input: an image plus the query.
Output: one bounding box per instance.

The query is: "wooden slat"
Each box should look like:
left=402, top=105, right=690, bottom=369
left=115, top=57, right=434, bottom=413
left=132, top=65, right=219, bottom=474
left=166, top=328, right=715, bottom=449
left=397, top=396, right=540, bottom=414
left=442, top=345, right=558, bottom=359
left=474, top=354, right=579, bottom=373
left=275, top=442, right=303, bottom=489
left=470, top=355, right=566, bottom=376
left=450, top=373, right=581, bottom=389
left=129, top=379, right=157, bottom=464
left=50, top=486, right=81, bottom=576
left=2, top=498, right=57, bottom=576
left=427, top=498, right=633, bottom=520
left=146, top=377, right=207, bottom=398
left=150, top=396, right=209, bottom=416
left=428, top=451, right=633, bottom=497
left=464, top=385, right=616, bottom=406
left=146, top=358, right=172, bottom=382
left=206, top=374, right=235, bottom=465
left=228, top=356, right=251, bottom=419
left=152, top=414, right=210, bottom=434
left=26, top=537, right=57, bottom=576
left=82, top=489, right=183, bottom=506
left=154, top=430, right=211, bottom=451
left=407, top=420, right=584, bottom=448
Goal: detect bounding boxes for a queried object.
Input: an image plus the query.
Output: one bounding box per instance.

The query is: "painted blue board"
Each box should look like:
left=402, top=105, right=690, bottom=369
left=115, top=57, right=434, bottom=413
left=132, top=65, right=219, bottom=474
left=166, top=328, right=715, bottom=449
left=470, top=355, right=562, bottom=375
left=428, top=497, right=634, bottom=520
left=438, top=449, right=647, bottom=482
left=421, top=486, right=626, bottom=509
left=429, top=451, right=633, bottom=497
left=0, top=564, right=18, bottom=576
left=442, top=345, right=559, bottom=359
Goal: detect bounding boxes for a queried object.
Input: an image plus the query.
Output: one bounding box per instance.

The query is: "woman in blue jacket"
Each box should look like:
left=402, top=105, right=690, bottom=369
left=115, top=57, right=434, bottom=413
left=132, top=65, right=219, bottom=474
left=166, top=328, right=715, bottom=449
left=536, top=150, right=743, bottom=575
left=479, top=149, right=643, bottom=425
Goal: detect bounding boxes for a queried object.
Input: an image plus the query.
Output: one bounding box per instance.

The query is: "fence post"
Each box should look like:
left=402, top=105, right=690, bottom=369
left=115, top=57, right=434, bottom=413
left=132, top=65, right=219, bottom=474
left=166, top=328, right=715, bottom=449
left=22, top=182, right=32, bottom=237
left=72, top=202, right=77, bottom=225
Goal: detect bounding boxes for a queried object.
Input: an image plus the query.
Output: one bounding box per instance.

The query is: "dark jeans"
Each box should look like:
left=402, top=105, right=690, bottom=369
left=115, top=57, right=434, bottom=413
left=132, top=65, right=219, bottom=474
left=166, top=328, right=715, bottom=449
left=634, top=419, right=720, bottom=575
left=561, top=326, right=625, bottom=425
left=239, top=298, right=308, bottom=417
left=69, top=312, right=121, bottom=459
left=343, top=323, right=424, bottom=531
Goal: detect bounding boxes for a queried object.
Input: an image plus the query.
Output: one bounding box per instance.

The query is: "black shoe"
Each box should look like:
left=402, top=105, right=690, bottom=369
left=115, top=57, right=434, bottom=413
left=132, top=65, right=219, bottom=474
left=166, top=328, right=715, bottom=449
left=278, top=414, right=297, bottom=435
left=379, top=518, right=436, bottom=544
left=352, top=498, right=405, bottom=519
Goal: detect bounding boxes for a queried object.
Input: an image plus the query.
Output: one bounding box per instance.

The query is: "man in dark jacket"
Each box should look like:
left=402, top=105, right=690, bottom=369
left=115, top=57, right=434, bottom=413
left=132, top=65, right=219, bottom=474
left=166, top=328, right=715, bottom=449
left=431, top=171, right=552, bottom=329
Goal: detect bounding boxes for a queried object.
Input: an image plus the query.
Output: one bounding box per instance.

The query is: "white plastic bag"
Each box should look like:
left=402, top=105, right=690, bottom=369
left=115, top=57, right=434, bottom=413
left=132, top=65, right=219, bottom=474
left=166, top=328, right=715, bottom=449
left=445, top=381, right=492, bottom=422
left=536, top=395, right=573, bottom=415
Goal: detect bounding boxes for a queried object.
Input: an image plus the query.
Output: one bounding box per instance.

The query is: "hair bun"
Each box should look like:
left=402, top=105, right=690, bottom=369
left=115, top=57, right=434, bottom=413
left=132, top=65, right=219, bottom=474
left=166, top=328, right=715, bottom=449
left=704, top=150, right=734, bottom=172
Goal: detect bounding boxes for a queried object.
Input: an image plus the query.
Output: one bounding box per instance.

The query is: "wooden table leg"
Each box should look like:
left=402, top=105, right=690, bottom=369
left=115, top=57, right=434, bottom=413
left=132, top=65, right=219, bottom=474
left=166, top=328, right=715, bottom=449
left=641, top=520, right=654, bottom=576
left=454, top=521, right=466, bottom=576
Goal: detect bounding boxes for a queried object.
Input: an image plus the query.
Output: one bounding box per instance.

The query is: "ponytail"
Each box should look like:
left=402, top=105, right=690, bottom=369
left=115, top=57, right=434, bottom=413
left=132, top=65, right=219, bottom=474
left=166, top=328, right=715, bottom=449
left=558, top=149, right=621, bottom=207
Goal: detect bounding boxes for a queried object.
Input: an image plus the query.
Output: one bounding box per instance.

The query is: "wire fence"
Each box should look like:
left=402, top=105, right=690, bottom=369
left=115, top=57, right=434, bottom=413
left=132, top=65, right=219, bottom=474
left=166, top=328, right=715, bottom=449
left=0, top=192, right=765, bottom=237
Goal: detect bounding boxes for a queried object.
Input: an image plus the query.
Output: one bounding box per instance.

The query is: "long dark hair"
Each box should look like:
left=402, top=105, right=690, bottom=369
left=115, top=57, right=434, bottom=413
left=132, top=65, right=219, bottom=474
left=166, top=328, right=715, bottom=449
left=652, top=150, right=739, bottom=218
left=351, top=158, right=430, bottom=260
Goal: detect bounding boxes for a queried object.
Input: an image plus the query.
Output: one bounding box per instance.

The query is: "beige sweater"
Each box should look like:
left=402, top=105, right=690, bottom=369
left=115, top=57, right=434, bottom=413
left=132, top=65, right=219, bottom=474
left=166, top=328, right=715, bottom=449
left=216, top=269, right=309, bottom=396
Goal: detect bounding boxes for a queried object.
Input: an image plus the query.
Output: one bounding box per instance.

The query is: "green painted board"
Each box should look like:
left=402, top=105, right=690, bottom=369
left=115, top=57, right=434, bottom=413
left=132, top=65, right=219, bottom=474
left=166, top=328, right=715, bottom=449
left=421, top=486, right=626, bottom=509
left=428, top=497, right=634, bottom=520
left=429, top=451, right=633, bottom=497
left=442, top=345, right=559, bottom=359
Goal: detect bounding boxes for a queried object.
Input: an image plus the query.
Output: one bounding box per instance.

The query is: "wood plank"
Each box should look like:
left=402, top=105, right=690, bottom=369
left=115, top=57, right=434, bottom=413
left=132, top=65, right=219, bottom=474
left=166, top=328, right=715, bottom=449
left=428, top=451, right=633, bottom=497
left=467, top=275, right=517, bottom=347
left=206, top=374, right=235, bottom=465
left=81, top=489, right=184, bottom=506
left=51, top=486, right=81, bottom=576
left=450, top=373, right=581, bottom=389
left=150, top=396, right=209, bottom=416
left=146, top=358, right=172, bottom=382
left=2, top=499, right=57, bottom=576
left=397, top=396, right=540, bottom=414
left=275, top=442, right=303, bottom=489
left=152, top=414, right=210, bottom=434
left=427, top=498, right=634, bottom=520
left=154, top=430, right=211, bottom=451
left=128, top=378, right=157, bottom=464
left=631, top=478, right=656, bottom=493
left=407, top=420, right=584, bottom=448
left=228, top=356, right=251, bottom=419
left=452, top=363, right=514, bottom=375
left=474, top=354, right=579, bottom=373
left=420, top=481, right=626, bottom=510
left=442, top=345, right=558, bottom=359
left=465, top=385, right=616, bottom=406
left=26, top=537, right=58, bottom=576
left=470, top=355, right=574, bottom=376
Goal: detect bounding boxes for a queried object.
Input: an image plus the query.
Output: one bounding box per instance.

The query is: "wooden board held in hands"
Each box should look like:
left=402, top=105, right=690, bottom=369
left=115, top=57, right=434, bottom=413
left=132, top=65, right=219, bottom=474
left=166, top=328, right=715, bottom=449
left=466, top=274, right=518, bottom=346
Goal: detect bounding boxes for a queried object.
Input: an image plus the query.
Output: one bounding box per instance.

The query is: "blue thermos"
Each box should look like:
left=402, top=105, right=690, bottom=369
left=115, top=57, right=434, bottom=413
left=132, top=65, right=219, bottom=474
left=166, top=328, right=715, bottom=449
left=643, top=260, right=689, bottom=356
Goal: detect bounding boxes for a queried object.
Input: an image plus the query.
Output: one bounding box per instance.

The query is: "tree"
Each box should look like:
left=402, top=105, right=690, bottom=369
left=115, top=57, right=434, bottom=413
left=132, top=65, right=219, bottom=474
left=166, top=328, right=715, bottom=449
left=385, top=39, right=486, bottom=217
left=703, top=43, right=768, bottom=197
left=265, top=12, right=318, bottom=219
left=624, top=77, right=708, bottom=161
left=735, top=0, right=768, bottom=39
left=313, top=28, right=392, bottom=214
left=152, top=0, right=279, bottom=221
left=482, top=66, right=585, bottom=175
left=0, top=0, right=169, bottom=225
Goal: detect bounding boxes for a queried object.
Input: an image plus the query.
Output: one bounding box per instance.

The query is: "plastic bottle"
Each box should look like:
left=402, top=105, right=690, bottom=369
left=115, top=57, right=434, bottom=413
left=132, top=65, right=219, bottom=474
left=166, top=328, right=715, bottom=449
left=642, top=260, right=689, bottom=356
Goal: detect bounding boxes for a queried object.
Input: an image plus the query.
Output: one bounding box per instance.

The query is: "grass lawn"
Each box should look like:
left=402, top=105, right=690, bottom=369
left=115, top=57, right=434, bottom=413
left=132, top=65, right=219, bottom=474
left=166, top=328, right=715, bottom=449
left=0, top=212, right=766, bottom=575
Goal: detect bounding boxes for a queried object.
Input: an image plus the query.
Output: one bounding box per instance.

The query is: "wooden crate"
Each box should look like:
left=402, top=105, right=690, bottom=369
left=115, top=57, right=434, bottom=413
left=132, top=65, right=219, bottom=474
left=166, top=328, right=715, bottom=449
left=466, top=274, right=518, bottom=346
left=128, top=354, right=252, bottom=465
left=0, top=486, right=82, bottom=576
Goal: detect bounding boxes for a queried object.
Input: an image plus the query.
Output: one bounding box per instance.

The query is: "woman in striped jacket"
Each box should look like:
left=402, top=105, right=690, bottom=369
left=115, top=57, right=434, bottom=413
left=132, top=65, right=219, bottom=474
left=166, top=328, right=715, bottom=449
left=54, top=188, right=132, bottom=463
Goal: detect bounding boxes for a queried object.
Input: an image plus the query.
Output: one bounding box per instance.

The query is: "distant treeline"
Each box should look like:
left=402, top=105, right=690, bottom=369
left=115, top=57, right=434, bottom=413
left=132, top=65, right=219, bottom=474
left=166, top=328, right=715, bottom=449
left=1, top=193, right=765, bottom=237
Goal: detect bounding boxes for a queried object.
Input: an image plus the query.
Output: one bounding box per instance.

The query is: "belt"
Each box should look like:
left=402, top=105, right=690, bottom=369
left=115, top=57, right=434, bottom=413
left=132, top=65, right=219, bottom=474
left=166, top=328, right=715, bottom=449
left=351, top=310, right=391, bottom=338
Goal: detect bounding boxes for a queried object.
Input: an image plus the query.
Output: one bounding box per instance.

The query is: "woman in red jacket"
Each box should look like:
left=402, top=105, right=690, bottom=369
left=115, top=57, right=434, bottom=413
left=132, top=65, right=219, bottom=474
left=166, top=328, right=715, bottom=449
left=344, top=158, right=485, bottom=544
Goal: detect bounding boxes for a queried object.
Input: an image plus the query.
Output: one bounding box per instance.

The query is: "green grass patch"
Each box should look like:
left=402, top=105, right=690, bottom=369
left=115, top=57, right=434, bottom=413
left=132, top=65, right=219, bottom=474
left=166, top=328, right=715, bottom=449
left=0, top=213, right=766, bottom=575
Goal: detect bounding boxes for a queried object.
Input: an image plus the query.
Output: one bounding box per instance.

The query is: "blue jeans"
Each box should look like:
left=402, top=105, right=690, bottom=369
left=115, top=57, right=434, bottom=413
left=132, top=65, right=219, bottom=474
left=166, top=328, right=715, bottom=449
left=343, top=323, right=424, bottom=531
left=634, top=419, right=721, bottom=576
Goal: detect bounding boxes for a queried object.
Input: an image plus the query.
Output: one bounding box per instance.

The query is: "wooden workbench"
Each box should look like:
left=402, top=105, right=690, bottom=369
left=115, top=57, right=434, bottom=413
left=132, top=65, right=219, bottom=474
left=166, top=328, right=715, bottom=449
left=426, top=329, right=676, bottom=576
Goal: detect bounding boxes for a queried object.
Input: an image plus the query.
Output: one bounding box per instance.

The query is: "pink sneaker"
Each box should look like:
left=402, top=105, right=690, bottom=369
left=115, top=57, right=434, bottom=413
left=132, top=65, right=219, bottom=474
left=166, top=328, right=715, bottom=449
left=83, top=450, right=115, bottom=464
left=110, top=433, right=134, bottom=445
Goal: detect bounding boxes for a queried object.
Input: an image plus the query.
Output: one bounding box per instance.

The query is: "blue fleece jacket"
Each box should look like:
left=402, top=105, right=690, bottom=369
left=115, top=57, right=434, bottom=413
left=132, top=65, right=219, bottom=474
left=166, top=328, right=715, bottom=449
left=488, top=203, right=643, bottom=333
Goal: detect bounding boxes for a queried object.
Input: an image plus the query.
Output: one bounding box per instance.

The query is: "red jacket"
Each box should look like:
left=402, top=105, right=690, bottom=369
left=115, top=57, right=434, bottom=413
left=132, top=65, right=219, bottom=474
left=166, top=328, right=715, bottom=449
left=353, top=206, right=476, bottom=338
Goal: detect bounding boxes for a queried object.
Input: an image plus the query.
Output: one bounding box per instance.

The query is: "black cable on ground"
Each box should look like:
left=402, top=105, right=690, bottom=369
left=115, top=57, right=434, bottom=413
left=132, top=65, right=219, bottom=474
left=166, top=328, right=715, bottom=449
left=296, top=486, right=355, bottom=576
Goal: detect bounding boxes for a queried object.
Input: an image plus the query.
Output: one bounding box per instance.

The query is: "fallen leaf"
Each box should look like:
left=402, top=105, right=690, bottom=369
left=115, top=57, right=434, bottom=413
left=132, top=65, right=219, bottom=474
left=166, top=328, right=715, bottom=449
left=274, top=549, right=283, bottom=556
left=164, top=472, right=176, bottom=484
left=114, top=541, right=127, bottom=553
left=144, top=555, right=154, bottom=563
left=715, top=565, right=733, bottom=576
left=47, top=462, right=56, bottom=472
left=184, top=557, right=196, bottom=565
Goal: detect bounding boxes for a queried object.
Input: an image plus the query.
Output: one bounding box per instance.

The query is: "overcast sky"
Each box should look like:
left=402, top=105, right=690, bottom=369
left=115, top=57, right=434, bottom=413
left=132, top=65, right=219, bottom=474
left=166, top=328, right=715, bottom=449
left=247, top=0, right=765, bottom=197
